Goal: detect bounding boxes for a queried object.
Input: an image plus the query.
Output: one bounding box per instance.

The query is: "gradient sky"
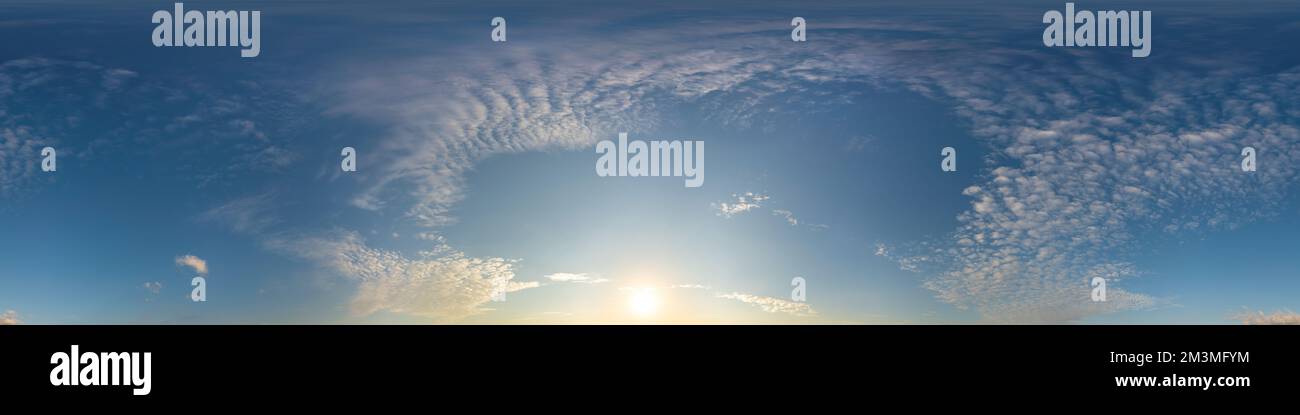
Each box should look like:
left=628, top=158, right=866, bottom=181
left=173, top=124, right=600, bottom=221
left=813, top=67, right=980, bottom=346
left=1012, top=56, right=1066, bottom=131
left=1, top=0, right=1299, bottom=324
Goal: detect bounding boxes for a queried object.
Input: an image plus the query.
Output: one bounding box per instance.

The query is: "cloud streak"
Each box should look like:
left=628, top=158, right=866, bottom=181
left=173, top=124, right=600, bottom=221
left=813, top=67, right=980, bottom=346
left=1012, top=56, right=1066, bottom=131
left=544, top=273, right=609, bottom=284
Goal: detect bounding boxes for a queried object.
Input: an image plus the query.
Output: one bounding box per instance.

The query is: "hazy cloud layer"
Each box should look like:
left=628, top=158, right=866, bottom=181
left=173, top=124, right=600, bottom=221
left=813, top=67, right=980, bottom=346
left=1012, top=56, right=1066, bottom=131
left=0, top=58, right=123, bottom=196
left=1233, top=309, right=1300, bottom=325
left=717, top=292, right=816, bottom=317
left=0, top=309, right=19, bottom=325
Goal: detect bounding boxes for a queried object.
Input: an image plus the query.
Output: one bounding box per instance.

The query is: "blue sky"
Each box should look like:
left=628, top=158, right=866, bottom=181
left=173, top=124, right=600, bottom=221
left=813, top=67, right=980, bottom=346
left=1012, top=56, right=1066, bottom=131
left=1, top=0, right=1299, bottom=324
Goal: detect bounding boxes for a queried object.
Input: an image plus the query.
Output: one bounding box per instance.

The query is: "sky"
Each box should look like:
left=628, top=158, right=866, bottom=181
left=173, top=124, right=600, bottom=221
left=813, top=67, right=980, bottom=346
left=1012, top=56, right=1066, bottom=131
left=1, top=0, right=1299, bottom=324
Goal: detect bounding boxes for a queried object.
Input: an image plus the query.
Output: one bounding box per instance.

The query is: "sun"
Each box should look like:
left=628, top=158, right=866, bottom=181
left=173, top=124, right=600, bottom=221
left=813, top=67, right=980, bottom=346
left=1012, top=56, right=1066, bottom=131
left=628, top=288, right=661, bottom=318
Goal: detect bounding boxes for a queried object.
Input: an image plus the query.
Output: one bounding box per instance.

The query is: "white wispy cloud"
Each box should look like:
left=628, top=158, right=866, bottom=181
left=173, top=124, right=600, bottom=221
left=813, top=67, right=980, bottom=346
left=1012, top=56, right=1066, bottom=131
left=713, top=193, right=827, bottom=229
left=772, top=209, right=799, bottom=226
left=199, top=192, right=280, bottom=235
left=321, top=16, right=937, bottom=230
left=0, top=126, right=51, bottom=196
left=2, top=57, right=293, bottom=197
left=0, top=58, right=129, bottom=197
left=717, top=292, right=816, bottom=317
left=544, top=273, right=609, bottom=284
left=713, top=192, right=770, bottom=218
left=202, top=192, right=539, bottom=322
left=264, top=231, right=540, bottom=321
left=143, top=281, right=162, bottom=295
left=100, top=68, right=136, bottom=91
left=174, top=254, right=208, bottom=275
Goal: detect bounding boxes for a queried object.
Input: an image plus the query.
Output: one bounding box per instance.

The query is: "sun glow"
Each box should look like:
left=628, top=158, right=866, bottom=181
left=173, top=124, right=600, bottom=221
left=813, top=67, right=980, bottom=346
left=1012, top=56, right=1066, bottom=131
left=628, top=288, right=661, bottom=318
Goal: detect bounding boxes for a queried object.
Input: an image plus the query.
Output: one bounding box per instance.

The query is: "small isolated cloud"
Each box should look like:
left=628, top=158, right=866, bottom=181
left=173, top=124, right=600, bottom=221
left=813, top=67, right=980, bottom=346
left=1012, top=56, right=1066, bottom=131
left=874, top=243, right=890, bottom=257
left=1233, top=309, right=1300, bottom=325
left=712, top=192, right=769, bottom=218
left=0, top=310, right=19, bottom=325
left=143, top=281, right=162, bottom=295
left=717, top=292, right=816, bottom=317
left=544, top=272, right=609, bottom=284
left=175, top=254, right=208, bottom=275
